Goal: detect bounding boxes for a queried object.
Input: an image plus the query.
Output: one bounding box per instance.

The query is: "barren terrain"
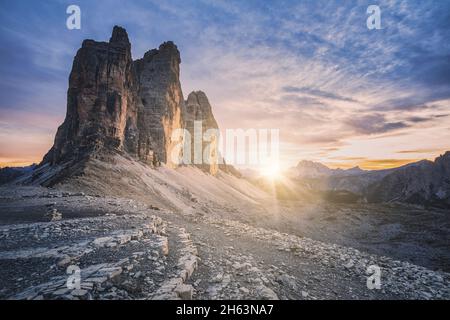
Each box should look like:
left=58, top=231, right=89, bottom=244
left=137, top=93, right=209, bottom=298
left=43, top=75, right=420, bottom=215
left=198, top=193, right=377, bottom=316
left=0, top=156, right=449, bottom=300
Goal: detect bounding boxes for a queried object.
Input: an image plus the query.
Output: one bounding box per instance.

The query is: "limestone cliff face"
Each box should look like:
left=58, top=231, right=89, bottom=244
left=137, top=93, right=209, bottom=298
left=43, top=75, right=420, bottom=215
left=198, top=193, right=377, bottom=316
left=43, top=26, right=139, bottom=164
left=134, top=42, right=185, bottom=166
left=42, top=26, right=234, bottom=177
left=184, top=91, right=220, bottom=175
left=183, top=91, right=241, bottom=177
left=366, top=152, right=450, bottom=207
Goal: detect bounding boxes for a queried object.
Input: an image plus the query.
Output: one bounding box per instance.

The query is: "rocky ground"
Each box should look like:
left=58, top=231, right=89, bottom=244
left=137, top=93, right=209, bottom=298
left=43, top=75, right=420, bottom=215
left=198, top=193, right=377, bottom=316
left=0, top=188, right=198, bottom=300
left=0, top=186, right=448, bottom=300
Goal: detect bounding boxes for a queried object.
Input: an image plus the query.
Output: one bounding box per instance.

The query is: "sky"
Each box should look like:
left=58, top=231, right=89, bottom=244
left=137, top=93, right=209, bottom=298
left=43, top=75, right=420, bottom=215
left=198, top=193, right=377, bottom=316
left=0, top=0, right=449, bottom=170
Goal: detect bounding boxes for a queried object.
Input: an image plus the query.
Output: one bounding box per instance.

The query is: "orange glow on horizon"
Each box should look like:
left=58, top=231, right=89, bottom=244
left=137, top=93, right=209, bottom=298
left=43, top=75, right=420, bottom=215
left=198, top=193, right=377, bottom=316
left=0, top=159, right=40, bottom=169
left=0, top=157, right=439, bottom=171
left=324, top=158, right=423, bottom=170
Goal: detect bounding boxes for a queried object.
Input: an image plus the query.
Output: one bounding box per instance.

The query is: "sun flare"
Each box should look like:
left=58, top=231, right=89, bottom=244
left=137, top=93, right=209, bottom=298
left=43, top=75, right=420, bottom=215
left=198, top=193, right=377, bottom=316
left=261, top=164, right=281, bottom=179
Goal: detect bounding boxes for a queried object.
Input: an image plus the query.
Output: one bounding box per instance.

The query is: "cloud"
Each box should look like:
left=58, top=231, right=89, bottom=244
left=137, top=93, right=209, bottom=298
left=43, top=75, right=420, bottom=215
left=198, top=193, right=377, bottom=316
left=396, top=149, right=440, bottom=154
left=406, top=116, right=431, bottom=123
left=282, top=86, right=358, bottom=103
left=344, top=114, right=409, bottom=135
left=0, top=0, right=449, bottom=169
left=373, top=94, right=450, bottom=112
left=277, top=94, right=330, bottom=110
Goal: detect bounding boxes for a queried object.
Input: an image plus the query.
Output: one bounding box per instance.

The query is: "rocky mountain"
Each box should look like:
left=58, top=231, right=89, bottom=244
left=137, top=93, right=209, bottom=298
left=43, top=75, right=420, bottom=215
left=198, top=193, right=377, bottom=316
left=290, top=161, right=333, bottom=178
left=2, top=25, right=449, bottom=302
left=43, top=26, right=140, bottom=166
left=367, top=152, right=450, bottom=207
left=134, top=41, right=185, bottom=167
left=3, top=25, right=447, bottom=209
left=290, top=153, right=450, bottom=208
left=184, top=91, right=220, bottom=175
left=31, top=26, right=227, bottom=185
left=182, top=91, right=241, bottom=176
left=0, top=164, right=37, bottom=185
left=290, top=160, right=366, bottom=179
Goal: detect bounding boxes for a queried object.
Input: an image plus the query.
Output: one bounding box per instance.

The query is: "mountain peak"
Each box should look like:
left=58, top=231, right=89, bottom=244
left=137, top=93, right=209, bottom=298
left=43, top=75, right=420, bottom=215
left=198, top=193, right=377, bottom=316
left=42, top=26, right=185, bottom=170
left=39, top=25, right=233, bottom=183
left=159, top=41, right=178, bottom=51
left=109, top=25, right=130, bottom=45
left=347, top=166, right=364, bottom=173
left=296, top=160, right=330, bottom=169
left=186, top=91, right=210, bottom=110
left=140, top=41, right=180, bottom=65
left=440, top=151, right=450, bottom=159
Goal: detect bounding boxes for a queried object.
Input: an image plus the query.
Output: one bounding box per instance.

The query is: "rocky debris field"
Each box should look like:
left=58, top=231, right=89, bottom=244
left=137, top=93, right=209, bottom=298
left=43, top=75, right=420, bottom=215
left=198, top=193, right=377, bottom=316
left=186, top=216, right=449, bottom=300
left=0, top=188, right=198, bottom=300
left=0, top=186, right=449, bottom=300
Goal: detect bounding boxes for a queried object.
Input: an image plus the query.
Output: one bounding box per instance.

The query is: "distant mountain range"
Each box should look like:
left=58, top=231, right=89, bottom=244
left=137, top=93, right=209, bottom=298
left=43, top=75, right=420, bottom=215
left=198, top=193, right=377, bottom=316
left=0, top=164, right=37, bottom=185
left=289, top=160, right=365, bottom=178
left=288, top=152, right=450, bottom=208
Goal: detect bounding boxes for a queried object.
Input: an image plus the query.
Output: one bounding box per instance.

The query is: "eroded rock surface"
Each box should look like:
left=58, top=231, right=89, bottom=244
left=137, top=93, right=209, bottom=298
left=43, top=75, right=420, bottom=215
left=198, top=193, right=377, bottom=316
left=1, top=187, right=448, bottom=300
left=0, top=192, right=198, bottom=300
left=43, top=26, right=140, bottom=166
left=134, top=42, right=185, bottom=167
left=40, top=27, right=191, bottom=173
left=184, top=91, right=220, bottom=175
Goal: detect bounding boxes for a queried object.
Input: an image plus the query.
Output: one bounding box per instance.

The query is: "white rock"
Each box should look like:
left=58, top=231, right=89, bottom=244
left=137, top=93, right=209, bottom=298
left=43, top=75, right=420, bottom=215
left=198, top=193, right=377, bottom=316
left=240, top=287, right=250, bottom=294
left=92, top=236, right=114, bottom=247
left=57, top=256, right=72, bottom=267
left=175, top=284, right=193, bottom=300
left=256, top=285, right=279, bottom=300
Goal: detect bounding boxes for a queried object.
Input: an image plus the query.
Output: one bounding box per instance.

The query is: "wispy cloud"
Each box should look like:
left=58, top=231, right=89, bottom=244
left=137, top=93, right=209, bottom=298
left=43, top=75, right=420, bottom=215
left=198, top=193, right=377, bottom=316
left=282, top=86, right=358, bottom=103
left=344, top=114, right=409, bottom=135
left=396, top=149, right=439, bottom=154
left=0, top=0, right=449, bottom=168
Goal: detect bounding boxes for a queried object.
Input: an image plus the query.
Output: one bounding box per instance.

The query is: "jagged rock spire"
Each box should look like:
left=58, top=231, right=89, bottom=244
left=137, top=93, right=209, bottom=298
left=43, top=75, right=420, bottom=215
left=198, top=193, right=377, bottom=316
left=43, top=26, right=138, bottom=165
left=109, top=25, right=130, bottom=45
left=42, top=26, right=232, bottom=177
left=184, top=91, right=219, bottom=174
left=134, top=40, right=185, bottom=166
